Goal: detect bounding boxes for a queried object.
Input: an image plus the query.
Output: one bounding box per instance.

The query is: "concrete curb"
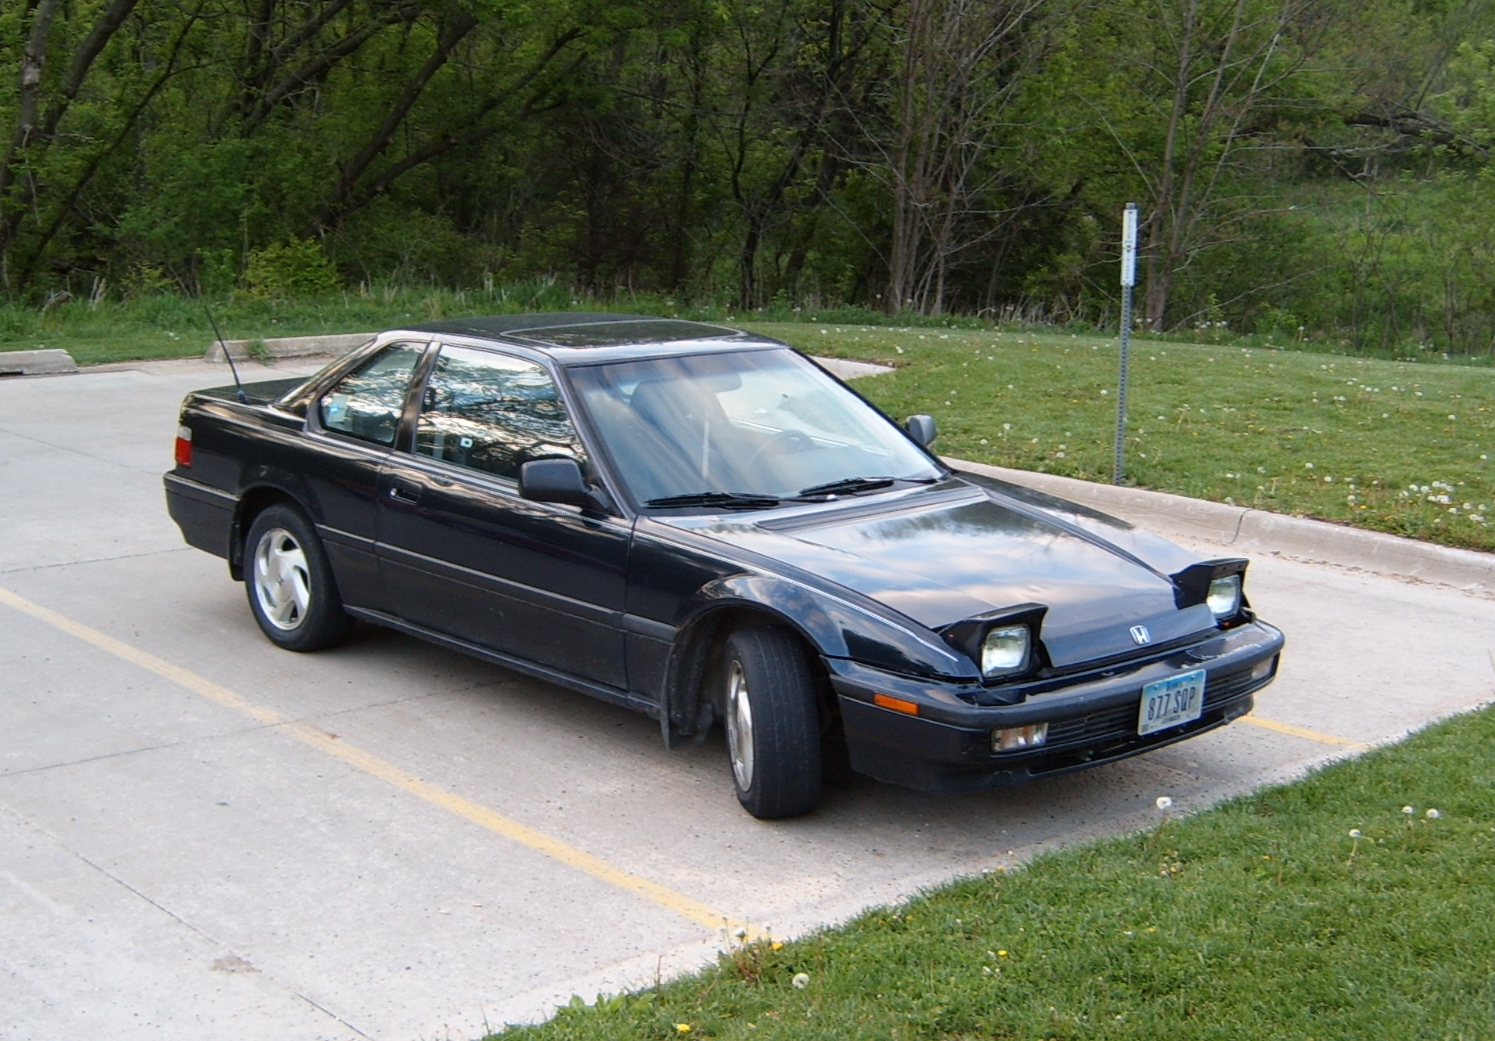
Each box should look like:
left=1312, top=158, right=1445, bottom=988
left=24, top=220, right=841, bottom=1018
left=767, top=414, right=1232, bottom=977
left=947, top=456, right=1495, bottom=595
left=205, top=332, right=373, bottom=362
left=0, top=348, right=78, bottom=375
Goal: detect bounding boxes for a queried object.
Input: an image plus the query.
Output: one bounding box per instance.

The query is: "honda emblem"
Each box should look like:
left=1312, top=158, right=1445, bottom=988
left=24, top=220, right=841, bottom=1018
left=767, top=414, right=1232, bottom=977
left=1129, top=624, right=1151, bottom=646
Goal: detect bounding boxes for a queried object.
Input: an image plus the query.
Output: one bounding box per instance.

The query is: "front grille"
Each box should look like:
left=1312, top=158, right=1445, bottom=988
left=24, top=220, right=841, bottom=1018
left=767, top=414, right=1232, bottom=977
left=1042, top=663, right=1259, bottom=752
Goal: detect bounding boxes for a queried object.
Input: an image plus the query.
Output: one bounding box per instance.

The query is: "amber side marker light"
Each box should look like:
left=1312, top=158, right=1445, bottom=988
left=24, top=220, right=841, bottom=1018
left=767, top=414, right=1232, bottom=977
left=873, top=693, right=920, bottom=716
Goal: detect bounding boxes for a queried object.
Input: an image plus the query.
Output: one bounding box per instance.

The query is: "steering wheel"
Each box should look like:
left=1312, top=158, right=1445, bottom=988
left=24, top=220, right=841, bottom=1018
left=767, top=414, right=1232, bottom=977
left=744, top=429, right=817, bottom=470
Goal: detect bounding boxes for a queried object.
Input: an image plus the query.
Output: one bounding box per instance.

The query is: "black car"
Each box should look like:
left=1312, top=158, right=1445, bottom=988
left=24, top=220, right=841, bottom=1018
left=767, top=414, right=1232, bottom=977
left=165, top=314, right=1284, bottom=818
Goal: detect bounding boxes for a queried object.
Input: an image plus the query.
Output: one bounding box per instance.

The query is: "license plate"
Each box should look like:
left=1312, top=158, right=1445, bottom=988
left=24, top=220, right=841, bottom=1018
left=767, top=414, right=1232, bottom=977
left=1138, top=669, right=1206, bottom=736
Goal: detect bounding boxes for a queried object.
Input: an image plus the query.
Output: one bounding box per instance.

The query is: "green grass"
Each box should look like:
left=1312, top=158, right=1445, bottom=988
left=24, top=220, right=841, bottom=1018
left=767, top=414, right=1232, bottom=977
left=5, top=297, right=1492, bottom=551
left=746, top=323, right=1495, bottom=553
left=0, top=287, right=993, bottom=365
left=492, top=707, right=1495, bottom=1040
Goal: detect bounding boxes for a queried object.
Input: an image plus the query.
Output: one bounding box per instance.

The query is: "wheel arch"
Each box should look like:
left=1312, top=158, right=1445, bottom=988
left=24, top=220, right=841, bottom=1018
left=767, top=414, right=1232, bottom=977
left=229, top=483, right=312, bottom=580
left=657, top=568, right=966, bottom=744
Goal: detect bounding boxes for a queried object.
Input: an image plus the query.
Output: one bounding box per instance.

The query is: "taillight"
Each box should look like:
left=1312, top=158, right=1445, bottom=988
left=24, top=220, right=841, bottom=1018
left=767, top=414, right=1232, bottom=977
left=174, top=424, right=193, bottom=467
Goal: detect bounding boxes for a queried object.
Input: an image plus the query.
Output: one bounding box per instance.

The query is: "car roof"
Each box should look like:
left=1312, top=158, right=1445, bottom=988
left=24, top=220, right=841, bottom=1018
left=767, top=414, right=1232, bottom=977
left=401, top=313, right=787, bottom=364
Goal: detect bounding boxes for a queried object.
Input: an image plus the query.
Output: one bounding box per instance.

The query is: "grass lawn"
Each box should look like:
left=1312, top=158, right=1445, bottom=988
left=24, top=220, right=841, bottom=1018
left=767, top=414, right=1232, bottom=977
left=745, top=323, right=1495, bottom=554
left=493, top=706, right=1495, bottom=1040
left=5, top=300, right=1491, bottom=552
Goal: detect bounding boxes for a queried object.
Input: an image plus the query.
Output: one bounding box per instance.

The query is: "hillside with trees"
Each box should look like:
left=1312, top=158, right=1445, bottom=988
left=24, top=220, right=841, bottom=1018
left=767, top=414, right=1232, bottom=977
left=4, top=0, right=1495, bottom=355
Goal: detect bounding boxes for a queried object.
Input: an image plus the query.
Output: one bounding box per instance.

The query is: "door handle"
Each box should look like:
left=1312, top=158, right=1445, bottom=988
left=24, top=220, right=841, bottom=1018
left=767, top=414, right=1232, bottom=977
left=388, top=483, right=422, bottom=505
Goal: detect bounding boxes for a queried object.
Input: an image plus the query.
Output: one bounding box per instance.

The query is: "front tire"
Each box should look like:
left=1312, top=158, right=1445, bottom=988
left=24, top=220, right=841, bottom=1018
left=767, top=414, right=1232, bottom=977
left=244, top=504, right=353, bottom=652
left=723, top=627, right=821, bottom=819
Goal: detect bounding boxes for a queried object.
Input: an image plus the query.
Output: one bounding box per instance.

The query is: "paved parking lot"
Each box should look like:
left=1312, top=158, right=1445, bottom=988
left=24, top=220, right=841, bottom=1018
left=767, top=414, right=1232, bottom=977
left=2, top=357, right=1493, bottom=1040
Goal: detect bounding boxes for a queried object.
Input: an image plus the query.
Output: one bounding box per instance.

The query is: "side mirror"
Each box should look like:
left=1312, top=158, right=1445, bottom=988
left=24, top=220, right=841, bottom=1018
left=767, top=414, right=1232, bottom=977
left=519, top=457, right=593, bottom=508
left=905, top=414, right=937, bottom=448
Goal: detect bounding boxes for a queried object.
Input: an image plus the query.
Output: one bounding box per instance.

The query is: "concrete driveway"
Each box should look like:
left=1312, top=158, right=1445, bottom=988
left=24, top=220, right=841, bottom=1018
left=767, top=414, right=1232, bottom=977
left=2, top=357, right=1492, bottom=1040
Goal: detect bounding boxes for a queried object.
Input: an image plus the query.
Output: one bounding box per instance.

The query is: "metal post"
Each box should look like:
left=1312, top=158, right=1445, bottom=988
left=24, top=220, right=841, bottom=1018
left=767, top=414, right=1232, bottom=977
left=1113, top=202, right=1138, bottom=485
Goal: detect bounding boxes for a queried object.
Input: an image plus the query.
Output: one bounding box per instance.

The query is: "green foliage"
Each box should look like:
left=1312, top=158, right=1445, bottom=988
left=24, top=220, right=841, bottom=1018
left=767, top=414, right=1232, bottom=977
left=4, top=0, right=1495, bottom=356
left=492, top=706, right=1495, bottom=1039
left=244, top=239, right=341, bottom=298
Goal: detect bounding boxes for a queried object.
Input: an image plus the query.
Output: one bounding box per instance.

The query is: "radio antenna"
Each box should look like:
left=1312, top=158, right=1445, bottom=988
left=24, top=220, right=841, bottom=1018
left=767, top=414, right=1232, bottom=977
left=202, top=302, right=248, bottom=403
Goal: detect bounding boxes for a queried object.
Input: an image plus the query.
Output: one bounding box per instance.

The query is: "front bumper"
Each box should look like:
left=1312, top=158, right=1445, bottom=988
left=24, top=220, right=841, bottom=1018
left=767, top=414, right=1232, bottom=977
left=831, top=621, right=1284, bottom=792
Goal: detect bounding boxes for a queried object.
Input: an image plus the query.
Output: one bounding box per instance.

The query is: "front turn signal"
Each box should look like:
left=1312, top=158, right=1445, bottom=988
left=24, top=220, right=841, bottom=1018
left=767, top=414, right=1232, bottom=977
left=873, top=693, right=920, bottom=716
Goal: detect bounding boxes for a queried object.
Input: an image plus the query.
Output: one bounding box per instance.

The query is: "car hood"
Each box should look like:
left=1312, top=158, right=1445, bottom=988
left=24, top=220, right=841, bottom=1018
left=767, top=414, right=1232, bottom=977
left=675, top=480, right=1217, bottom=668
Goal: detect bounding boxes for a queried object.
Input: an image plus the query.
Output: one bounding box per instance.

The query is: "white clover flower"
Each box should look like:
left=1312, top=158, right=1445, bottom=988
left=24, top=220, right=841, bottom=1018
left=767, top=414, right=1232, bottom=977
left=792, top=972, right=810, bottom=989
left=1155, top=796, right=1173, bottom=810
left=1426, top=808, right=1441, bottom=819
left=1402, top=805, right=1415, bottom=815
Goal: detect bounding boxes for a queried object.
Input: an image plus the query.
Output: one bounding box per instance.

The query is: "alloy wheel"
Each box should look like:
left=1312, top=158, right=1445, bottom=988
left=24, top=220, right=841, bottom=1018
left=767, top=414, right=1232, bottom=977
left=252, top=527, right=311, bottom=631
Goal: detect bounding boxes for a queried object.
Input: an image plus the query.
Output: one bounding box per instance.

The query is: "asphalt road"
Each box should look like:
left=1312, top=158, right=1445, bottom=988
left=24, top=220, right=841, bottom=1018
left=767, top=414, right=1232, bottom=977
left=2, top=357, right=1492, bottom=1040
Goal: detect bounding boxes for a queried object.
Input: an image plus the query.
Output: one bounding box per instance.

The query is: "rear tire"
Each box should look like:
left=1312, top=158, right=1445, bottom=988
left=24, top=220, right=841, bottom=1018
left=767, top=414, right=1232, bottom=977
left=723, top=627, right=821, bottom=819
left=244, top=504, right=353, bottom=652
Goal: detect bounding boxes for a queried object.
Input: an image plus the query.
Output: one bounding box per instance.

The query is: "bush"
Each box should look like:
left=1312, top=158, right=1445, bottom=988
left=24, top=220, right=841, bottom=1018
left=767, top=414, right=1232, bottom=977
left=245, top=239, right=340, bottom=297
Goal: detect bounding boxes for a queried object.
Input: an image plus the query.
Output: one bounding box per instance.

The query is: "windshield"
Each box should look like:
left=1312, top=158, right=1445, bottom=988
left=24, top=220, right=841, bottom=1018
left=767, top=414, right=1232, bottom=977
left=566, top=348, right=942, bottom=506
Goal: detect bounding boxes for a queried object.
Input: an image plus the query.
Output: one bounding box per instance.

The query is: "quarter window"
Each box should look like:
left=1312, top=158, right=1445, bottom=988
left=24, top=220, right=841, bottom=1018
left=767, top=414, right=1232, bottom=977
left=414, top=345, right=585, bottom=481
left=319, top=343, right=424, bottom=445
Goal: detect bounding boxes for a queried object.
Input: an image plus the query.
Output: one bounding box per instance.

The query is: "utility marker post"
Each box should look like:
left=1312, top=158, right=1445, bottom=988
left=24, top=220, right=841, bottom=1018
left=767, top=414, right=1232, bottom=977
left=1113, top=202, right=1138, bottom=485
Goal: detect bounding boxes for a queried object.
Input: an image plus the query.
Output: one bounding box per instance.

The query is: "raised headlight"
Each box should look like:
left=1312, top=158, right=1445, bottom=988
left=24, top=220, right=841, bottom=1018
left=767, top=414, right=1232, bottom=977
left=1206, top=574, right=1242, bottom=618
left=981, top=624, right=1030, bottom=676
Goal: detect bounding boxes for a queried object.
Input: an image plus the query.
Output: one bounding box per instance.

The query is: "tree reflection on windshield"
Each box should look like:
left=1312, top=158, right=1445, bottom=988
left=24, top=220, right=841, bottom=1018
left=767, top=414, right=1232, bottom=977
left=569, top=348, right=941, bottom=505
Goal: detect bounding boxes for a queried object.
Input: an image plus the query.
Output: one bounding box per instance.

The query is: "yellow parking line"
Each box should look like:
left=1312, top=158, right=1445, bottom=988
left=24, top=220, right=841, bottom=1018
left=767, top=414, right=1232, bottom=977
left=1241, top=713, right=1371, bottom=751
left=0, top=586, right=735, bottom=934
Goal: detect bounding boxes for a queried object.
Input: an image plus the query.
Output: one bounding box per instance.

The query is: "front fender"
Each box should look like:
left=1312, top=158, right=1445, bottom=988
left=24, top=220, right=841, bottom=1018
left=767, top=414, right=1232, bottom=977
left=682, top=574, right=975, bottom=680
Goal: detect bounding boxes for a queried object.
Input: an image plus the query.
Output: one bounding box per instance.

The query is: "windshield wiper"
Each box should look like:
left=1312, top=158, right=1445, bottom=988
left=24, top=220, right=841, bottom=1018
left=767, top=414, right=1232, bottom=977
left=795, top=475, right=937, bottom=498
left=645, top=491, right=783, bottom=510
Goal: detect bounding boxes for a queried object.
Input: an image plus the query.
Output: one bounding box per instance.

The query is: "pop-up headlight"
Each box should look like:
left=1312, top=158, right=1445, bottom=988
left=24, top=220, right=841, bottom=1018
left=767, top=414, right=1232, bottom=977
left=1171, top=559, right=1250, bottom=624
left=941, top=603, right=1048, bottom=681
left=981, top=625, right=1030, bottom=675
left=1205, top=574, right=1242, bottom=618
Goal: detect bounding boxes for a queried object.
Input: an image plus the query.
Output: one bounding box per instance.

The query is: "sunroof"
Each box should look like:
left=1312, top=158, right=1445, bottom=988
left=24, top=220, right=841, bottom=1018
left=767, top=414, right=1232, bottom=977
left=515, top=319, right=738, bottom=347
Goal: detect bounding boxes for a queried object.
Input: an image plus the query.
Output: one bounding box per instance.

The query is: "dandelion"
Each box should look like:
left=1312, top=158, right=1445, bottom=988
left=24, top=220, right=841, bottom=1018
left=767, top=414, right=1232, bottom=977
left=676, top=1025, right=692, bottom=1034
left=1156, top=796, right=1173, bottom=810
left=1427, top=808, right=1441, bottom=819
left=771, top=941, right=784, bottom=951
left=792, top=972, right=811, bottom=989
left=734, top=927, right=748, bottom=940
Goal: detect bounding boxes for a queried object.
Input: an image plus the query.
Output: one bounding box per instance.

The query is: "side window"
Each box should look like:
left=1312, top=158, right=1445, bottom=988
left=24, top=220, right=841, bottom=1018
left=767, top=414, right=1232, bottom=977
left=319, top=343, right=424, bottom=445
left=414, top=345, right=585, bottom=481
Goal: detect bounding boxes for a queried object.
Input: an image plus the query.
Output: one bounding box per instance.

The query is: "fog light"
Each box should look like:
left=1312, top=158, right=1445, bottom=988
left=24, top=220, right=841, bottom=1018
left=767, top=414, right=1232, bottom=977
left=1251, top=655, right=1277, bottom=681
left=993, top=723, right=1048, bottom=752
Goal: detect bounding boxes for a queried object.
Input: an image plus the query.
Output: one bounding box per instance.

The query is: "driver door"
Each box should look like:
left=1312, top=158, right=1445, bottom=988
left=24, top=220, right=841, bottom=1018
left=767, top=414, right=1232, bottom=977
left=374, top=344, right=631, bottom=690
